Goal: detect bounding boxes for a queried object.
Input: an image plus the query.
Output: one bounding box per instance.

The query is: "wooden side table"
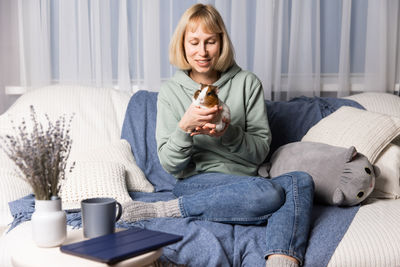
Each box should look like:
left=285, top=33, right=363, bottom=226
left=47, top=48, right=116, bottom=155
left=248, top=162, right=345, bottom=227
left=9, top=222, right=162, bottom=267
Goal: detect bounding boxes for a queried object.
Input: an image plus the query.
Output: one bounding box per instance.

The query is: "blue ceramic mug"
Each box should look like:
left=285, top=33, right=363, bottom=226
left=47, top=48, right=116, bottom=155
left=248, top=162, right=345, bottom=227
left=81, top=197, right=122, bottom=238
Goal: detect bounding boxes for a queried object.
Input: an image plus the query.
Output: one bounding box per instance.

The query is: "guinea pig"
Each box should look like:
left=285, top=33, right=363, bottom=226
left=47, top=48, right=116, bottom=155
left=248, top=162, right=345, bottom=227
left=193, top=84, right=231, bottom=132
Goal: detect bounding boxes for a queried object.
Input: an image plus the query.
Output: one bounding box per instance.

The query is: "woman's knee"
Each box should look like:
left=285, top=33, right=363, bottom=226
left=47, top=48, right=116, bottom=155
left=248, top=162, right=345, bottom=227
left=273, top=171, right=314, bottom=190
left=294, top=171, right=315, bottom=192
left=247, top=179, right=285, bottom=215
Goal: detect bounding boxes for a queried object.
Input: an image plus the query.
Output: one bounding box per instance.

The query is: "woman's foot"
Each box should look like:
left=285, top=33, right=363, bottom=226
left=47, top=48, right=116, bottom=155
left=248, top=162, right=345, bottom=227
left=121, top=199, right=181, bottom=222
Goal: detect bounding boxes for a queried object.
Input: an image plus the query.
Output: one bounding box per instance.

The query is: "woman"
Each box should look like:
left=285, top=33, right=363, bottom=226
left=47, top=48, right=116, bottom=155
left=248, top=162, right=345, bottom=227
left=122, top=4, right=314, bottom=267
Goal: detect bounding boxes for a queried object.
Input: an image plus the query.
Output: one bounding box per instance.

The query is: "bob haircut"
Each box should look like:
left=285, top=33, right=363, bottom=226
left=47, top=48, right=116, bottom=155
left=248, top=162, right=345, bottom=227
left=169, top=4, right=235, bottom=72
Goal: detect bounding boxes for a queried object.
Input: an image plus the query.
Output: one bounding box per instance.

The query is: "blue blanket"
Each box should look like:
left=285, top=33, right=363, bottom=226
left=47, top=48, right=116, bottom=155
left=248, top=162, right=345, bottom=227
left=9, top=91, right=364, bottom=267
left=120, top=91, right=364, bottom=266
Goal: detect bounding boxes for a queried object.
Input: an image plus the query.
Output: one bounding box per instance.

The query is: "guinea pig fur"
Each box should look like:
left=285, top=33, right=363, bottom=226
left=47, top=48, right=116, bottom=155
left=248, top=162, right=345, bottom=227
left=193, top=84, right=230, bottom=132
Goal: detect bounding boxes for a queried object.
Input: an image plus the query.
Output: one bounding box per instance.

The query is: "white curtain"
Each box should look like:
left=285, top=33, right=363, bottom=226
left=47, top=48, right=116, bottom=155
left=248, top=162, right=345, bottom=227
left=337, top=0, right=352, bottom=97
left=18, top=0, right=52, bottom=87
left=58, top=0, right=113, bottom=87
left=1, top=0, right=400, bottom=111
left=0, top=0, right=20, bottom=114
left=364, top=0, right=399, bottom=93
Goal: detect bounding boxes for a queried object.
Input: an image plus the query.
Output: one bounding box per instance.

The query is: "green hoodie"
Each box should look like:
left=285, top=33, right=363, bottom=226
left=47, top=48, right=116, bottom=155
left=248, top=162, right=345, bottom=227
left=156, top=64, right=271, bottom=179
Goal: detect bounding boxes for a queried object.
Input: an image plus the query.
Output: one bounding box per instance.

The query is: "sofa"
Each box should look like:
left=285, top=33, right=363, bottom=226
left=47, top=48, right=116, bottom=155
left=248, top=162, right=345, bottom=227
left=1, top=85, right=400, bottom=267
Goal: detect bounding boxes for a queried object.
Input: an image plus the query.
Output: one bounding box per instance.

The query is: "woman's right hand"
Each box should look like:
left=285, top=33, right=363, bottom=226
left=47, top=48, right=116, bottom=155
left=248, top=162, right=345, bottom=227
left=179, top=103, right=218, bottom=133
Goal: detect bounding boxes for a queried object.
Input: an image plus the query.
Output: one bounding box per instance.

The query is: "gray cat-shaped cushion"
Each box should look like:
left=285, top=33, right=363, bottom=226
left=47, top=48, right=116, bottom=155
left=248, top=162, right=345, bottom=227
left=260, top=141, right=377, bottom=206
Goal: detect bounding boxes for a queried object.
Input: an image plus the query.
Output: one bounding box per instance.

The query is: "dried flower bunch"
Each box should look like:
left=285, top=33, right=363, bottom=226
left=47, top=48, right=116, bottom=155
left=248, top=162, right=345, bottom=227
left=0, top=105, right=75, bottom=200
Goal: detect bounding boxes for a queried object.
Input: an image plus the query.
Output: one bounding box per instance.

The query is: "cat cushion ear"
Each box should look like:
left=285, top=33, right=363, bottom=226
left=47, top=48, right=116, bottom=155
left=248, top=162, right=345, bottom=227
left=373, top=165, right=381, bottom=177
left=345, top=146, right=358, bottom=162
left=333, top=188, right=344, bottom=205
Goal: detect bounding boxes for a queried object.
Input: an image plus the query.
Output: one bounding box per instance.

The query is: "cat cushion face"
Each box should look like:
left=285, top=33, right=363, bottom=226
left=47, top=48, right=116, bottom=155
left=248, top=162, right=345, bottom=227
left=264, top=141, right=376, bottom=206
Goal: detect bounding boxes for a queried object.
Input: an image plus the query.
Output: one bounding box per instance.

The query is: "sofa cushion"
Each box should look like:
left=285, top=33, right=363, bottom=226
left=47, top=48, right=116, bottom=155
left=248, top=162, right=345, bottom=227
left=344, top=92, right=400, bottom=118
left=302, top=106, right=400, bottom=163
left=4, top=85, right=132, bottom=157
left=369, top=143, right=400, bottom=199
left=70, top=140, right=154, bottom=193
left=60, top=161, right=132, bottom=210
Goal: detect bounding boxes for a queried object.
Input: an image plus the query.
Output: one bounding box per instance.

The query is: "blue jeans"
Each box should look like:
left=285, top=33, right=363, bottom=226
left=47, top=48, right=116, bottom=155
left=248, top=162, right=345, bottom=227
left=173, top=172, right=314, bottom=265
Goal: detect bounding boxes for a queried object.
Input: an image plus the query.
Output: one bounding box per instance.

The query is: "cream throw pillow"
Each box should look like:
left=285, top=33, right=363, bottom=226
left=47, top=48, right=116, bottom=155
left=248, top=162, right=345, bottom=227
left=344, top=92, right=400, bottom=118
left=60, top=161, right=132, bottom=210
left=302, top=106, right=400, bottom=163
left=70, top=139, right=154, bottom=193
left=369, top=143, right=400, bottom=199
left=4, top=85, right=132, bottom=156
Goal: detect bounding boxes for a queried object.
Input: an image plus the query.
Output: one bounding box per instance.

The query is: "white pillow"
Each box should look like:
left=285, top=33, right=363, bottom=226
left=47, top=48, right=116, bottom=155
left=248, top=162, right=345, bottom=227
left=393, top=136, right=400, bottom=146
left=4, top=85, right=132, bottom=157
left=60, top=161, right=133, bottom=211
left=302, top=106, right=400, bottom=163
left=70, top=140, right=154, bottom=192
left=344, top=92, right=400, bottom=118
left=369, top=143, right=400, bottom=199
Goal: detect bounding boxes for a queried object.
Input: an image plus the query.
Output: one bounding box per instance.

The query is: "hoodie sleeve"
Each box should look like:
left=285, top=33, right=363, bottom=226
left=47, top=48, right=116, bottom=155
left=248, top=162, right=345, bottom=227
left=156, top=88, right=194, bottom=177
left=220, top=79, right=271, bottom=165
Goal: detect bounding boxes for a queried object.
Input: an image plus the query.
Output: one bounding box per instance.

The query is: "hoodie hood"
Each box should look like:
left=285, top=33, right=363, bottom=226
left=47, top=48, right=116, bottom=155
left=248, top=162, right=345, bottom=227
left=171, top=63, right=242, bottom=94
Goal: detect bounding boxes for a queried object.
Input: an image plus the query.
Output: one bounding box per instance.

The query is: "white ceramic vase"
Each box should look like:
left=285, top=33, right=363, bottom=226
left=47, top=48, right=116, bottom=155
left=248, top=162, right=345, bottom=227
left=31, top=197, right=67, bottom=247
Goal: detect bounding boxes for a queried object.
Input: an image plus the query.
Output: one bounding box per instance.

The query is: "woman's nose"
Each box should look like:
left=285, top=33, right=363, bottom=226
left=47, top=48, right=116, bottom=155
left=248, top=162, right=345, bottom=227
left=199, top=43, right=207, bottom=56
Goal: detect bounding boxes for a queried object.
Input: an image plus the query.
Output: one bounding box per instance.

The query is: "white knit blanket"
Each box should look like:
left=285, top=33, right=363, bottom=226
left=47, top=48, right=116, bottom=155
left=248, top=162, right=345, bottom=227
left=328, top=198, right=400, bottom=267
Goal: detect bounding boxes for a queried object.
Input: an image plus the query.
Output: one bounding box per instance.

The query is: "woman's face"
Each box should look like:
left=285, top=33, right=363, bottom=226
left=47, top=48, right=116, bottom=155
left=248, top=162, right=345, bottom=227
left=184, top=23, right=221, bottom=79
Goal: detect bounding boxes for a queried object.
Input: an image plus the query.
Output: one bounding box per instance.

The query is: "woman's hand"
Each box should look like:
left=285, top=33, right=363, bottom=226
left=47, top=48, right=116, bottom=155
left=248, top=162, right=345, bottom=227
left=190, top=116, right=229, bottom=137
left=179, top=103, right=219, bottom=133
left=189, top=106, right=230, bottom=137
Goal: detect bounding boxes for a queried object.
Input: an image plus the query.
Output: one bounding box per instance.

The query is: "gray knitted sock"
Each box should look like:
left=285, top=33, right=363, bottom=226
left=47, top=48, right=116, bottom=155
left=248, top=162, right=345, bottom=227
left=121, top=199, right=181, bottom=222
left=266, top=256, right=299, bottom=267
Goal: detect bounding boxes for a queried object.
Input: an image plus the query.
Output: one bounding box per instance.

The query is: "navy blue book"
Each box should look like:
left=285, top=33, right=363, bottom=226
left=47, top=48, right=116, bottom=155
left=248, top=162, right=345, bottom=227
left=60, top=227, right=183, bottom=264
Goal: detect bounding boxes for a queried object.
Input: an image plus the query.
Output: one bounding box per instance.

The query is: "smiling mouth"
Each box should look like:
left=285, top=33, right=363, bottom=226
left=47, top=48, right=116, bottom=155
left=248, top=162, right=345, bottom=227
left=196, top=60, right=211, bottom=67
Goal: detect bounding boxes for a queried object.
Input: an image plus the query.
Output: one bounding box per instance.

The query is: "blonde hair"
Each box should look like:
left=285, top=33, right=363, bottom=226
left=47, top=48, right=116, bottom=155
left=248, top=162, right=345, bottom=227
left=169, top=4, right=235, bottom=72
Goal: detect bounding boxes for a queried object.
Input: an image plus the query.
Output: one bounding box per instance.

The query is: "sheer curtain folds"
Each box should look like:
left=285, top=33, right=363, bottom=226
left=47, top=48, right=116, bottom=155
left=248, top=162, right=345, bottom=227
left=7, top=0, right=400, bottom=103
left=18, top=0, right=51, bottom=86
left=364, top=0, right=399, bottom=93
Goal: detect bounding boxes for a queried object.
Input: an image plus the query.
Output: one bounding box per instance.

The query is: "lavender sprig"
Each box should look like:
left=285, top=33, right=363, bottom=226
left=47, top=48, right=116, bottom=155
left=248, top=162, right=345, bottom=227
left=0, top=105, right=75, bottom=200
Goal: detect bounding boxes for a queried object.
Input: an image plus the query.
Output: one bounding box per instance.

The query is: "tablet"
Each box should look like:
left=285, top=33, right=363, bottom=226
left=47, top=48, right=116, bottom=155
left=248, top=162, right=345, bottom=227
left=60, top=227, right=183, bottom=264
